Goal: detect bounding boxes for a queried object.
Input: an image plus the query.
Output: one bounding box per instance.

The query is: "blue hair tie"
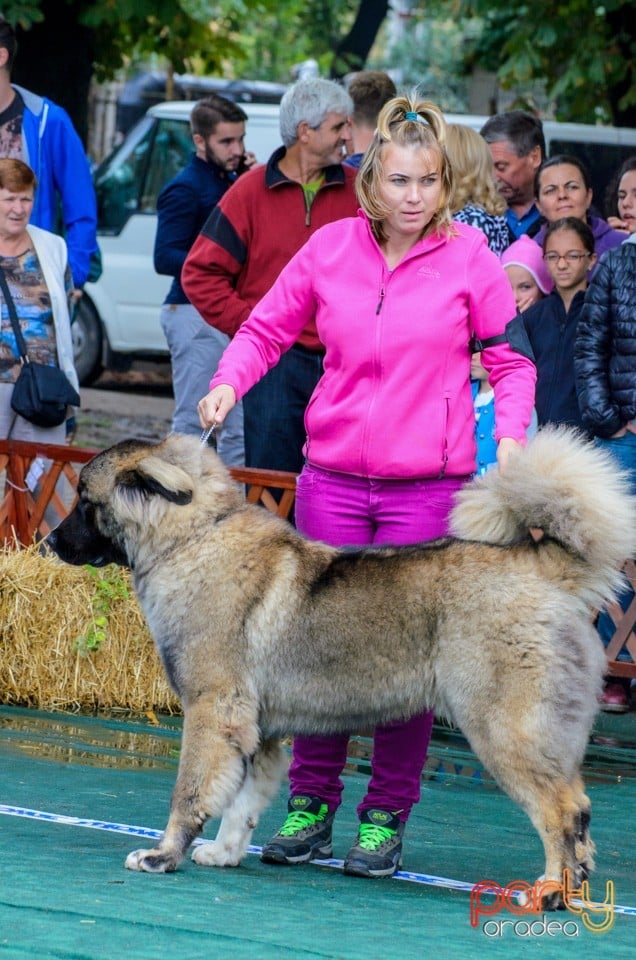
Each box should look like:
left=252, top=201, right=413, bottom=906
left=405, top=111, right=425, bottom=123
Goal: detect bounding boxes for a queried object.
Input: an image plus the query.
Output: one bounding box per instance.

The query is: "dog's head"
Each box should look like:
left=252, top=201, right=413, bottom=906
left=47, top=434, right=242, bottom=568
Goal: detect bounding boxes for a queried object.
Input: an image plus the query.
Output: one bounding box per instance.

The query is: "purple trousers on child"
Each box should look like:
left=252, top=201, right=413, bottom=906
left=290, top=463, right=467, bottom=822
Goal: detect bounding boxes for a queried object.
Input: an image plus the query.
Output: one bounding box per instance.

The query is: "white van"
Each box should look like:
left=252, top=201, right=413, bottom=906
left=74, top=103, right=636, bottom=384
left=74, top=101, right=282, bottom=383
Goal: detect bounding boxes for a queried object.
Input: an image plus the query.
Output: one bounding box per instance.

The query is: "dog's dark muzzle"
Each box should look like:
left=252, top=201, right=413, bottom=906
left=47, top=512, right=129, bottom=568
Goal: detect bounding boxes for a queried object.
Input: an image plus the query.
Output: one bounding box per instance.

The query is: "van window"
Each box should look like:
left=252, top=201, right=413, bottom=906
left=548, top=139, right=636, bottom=217
left=94, top=116, right=192, bottom=234
left=140, top=119, right=193, bottom=213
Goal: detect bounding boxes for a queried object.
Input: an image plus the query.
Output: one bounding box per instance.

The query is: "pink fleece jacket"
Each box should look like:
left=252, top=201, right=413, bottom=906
left=211, top=211, right=536, bottom=479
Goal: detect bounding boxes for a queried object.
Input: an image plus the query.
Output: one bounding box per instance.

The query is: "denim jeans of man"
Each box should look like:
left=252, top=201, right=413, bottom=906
left=160, top=302, right=244, bottom=467
left=242, top=343, right=324, bottom=474
left=595, top=431, right=636, bottom=659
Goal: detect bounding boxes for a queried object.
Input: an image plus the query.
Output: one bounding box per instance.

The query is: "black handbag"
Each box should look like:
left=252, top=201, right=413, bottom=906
left=0, top=266, right=80, bottom=428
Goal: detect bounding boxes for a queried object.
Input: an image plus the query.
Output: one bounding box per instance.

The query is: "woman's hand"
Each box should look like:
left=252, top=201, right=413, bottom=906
left=497, top=437, right=543, bottom=539
left=496, top=437, right=522, bottom=473
left=607, top=215, right=632, bottom=234
left=198, top=384, right=236, bottom=429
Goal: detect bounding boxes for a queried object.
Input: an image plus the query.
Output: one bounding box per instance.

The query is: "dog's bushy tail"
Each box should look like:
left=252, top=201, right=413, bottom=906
left=450, top=425, right=636, bottom=607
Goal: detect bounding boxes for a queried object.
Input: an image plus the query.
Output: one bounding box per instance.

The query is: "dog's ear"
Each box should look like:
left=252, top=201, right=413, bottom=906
left=118, top=455, right=193, bottom=505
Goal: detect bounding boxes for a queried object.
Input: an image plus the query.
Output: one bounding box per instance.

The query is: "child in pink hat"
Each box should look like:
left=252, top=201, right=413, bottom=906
left=501, top=234, right=554, bottom=312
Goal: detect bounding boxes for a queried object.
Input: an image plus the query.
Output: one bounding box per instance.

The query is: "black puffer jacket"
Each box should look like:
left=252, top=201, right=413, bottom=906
left=574, top=239, right=636, bottom=438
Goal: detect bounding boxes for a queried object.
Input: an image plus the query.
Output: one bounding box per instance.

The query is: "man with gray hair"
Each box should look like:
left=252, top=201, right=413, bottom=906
left=183, top=78, right=357, bottom=475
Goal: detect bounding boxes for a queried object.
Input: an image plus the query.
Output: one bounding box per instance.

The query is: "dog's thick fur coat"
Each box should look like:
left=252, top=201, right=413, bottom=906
left=48, top=427, right=636, bottom=901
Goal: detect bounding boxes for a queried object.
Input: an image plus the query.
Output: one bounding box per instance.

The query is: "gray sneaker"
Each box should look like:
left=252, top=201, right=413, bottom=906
left=343, top=808, right=405, bottom=878
left=260, top=795, right=334, bottom=865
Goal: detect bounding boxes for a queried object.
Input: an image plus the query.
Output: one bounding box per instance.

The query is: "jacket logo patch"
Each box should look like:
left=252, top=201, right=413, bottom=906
left=417, top=265, right=441, bottom=279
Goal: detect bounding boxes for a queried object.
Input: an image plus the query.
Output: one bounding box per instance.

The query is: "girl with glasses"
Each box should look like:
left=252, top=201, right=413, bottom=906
left=522, top=216, right=596, bottom=429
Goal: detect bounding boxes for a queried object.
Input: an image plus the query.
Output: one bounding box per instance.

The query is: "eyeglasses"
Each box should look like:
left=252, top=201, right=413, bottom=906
left=543, top=252, right=591, bottom=264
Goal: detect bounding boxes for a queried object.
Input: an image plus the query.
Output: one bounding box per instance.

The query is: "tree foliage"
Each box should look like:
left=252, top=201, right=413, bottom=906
left=9, top=0, right=285, bottom=142
left=7, top=0, right=366, bottom=81
left=221, top=0, right=366, bottom=81
left=73, top=1, right=257, bottom=79
left=330, top=0, right=389, bottom=77
left=7, top=0, right=636, bottom=127
left=449, top=0, right=636, bottom=125
left=372, top=17, right=474, bottom=113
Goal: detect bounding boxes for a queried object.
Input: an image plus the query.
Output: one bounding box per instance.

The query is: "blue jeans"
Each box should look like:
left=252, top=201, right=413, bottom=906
left=242, top=344, right=324, bottom=473
left=160, top=303, right=244, bottom=466
left=596, top=431, right=636, bottom=494
left=595, top=432, right=636, bottom=658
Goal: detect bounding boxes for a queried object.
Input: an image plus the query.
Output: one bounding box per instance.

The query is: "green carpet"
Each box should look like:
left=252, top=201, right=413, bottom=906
left=0, top=706, right=634, bottom=959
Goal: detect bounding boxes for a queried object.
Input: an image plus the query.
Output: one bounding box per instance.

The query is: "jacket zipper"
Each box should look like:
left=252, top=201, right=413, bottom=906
left=438, top=395, right=450, bottom=477
left=360, top=268, right=390, bottom=470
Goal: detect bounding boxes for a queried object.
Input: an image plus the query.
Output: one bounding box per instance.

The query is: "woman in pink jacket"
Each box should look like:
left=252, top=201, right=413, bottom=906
left=198, top=95, right=536, bottom=879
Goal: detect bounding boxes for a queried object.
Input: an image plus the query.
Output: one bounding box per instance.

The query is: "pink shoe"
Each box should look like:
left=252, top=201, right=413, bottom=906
left=599, top=682, right=630, bottom=713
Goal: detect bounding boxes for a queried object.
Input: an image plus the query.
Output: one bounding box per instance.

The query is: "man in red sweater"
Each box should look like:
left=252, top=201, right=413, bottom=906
left=182, top=78, right=357, bottom=474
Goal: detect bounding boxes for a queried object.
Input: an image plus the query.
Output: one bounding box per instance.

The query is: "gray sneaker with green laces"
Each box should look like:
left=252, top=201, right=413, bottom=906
left=343, top=808, right=405, bottom=878
left=260, top=795, right=334, bottom=865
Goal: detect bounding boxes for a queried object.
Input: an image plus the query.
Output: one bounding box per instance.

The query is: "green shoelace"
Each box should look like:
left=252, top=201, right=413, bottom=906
left=279, top=806, right=328, bottom=836
left=357, top=823, right=397, bottom=851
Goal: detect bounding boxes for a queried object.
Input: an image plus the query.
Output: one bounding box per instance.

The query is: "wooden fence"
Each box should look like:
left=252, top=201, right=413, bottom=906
left=1, top=438, right=633, bottom=679
left=0, top=439, right=297, bottom=546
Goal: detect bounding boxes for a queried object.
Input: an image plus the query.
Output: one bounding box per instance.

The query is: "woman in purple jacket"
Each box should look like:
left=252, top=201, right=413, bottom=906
left=533, top=155, right=624, bottom=275
left=198, top=95, right=536, bottom=878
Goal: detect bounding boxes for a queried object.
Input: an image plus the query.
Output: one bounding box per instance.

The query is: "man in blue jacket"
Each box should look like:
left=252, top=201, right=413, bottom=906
left=0, top=17, right=98, bottom=289
left=154, top=94, right=253, bottom=463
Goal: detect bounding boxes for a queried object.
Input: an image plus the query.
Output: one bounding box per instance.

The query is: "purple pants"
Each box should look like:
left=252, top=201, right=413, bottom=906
left=291, top=463, right=467, bottom=822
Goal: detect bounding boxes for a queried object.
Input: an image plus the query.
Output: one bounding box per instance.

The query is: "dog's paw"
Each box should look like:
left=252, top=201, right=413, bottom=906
left=191, top=840, right=243, bottom=868
left=541, top=890, right=566, bottom=912
left=518, top=875, right=566, bottom=912
left=125, top=848, right=178, bottom=873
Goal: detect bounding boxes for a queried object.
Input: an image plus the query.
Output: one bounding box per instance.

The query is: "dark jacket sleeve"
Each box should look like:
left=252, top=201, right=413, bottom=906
left=573, top=257, right=621, bottom=437
left=154, top=180, right=199, bottom=279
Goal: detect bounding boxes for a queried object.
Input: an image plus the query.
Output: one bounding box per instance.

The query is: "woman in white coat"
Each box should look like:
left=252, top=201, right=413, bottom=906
left=0, top=158, right=78, bottom=444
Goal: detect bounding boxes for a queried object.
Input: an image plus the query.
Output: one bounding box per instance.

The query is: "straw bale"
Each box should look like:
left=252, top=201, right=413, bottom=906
left=0, top=545, right=180, bottom=713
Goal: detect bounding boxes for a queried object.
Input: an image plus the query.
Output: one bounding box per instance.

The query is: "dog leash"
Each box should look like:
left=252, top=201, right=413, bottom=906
left=200, top=424, right=216, bottom=446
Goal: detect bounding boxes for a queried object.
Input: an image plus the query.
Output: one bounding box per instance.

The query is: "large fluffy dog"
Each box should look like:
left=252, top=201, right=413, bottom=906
left=48, top=427, right=636, bottom=900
